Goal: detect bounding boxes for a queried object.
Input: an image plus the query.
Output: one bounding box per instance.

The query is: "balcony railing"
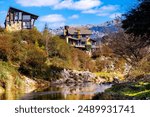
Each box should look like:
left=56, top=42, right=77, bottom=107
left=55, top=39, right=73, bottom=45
left=71, top=43, right=99, bottom=49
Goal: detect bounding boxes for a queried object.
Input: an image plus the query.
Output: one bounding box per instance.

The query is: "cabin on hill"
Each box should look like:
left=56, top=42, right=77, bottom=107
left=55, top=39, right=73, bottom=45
left=63, top=26, right=98, bottom=53
left=4, top=7, right=38, bottom=31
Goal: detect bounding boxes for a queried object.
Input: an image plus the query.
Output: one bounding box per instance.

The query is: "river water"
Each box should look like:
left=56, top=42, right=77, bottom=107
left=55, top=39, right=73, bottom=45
left=0, top=83, right=112, bottom=100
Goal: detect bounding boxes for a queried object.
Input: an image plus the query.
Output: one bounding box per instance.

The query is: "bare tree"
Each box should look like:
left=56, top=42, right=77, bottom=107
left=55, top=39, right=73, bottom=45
left=106, top=31, right=149, bottom=65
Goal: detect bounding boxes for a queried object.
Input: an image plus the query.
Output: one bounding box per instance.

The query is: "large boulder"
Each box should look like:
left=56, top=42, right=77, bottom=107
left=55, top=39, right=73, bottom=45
left=54, top=69, right=107, bottom=84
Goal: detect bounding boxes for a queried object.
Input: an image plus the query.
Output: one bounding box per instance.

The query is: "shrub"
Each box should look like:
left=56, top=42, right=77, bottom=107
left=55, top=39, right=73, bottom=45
left=0, top=33, right=12, bottom=61
left=129, top=55, right=150, bottom=78
left=115, top=58, right=126, bottom=73
left=48, top=36, right=71, bottom=59
left=0, top=26, right=4, bottom=32
left=70, top=48, right=96, bottom=71
left=0, top=29, right=97, bottom=80
left=18, top=45, right=47, bottom=78
left=0, top=61, right=24, bottom=91
left=95, top=57, right=113, bottom=72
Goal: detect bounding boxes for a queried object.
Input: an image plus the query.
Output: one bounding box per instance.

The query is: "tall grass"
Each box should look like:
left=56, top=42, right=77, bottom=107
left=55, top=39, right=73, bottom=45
left=0, top=61, right=24, bottom=91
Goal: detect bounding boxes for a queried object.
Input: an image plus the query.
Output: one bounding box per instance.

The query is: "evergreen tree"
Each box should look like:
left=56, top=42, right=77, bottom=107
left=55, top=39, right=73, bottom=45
left=43, top=23, right=50, bottom=55
left=122, top=0, right=150, bottom=37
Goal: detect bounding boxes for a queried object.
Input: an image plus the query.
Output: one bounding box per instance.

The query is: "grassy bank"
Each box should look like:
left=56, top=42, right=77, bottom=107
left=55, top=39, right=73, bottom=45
left=0, top=61, right=25, bottom=92
left=93, top=81, right=150, bottom=100
left=94, top=72, right=125, bottom=82
left=0, top=61, right=48, bottom=99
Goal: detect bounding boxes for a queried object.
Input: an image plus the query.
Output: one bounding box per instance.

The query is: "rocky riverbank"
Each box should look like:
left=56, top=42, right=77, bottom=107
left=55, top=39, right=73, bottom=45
left=0, top=61, right=50, bottom=97
left=93, top=74, right=150, bottom=100
left=52, top=69, right=120, bottom=85
left=22, top=76, right=50, bottom=93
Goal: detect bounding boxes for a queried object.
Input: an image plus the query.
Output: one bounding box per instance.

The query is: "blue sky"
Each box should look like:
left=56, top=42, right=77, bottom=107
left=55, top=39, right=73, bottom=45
left=0, top=0, right=138, bottom=31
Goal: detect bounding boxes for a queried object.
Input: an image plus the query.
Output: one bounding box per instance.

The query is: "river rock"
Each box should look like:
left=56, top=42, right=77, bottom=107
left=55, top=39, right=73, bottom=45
left=53, top=69, right=106, bottom=84
left=23, top=76, right=37, bottom=93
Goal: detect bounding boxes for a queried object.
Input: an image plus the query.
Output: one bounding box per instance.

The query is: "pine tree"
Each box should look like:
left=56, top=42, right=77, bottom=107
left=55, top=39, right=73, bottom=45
left=43, top=23, right=50, bottom=55
left=122, top=0, right=150, bottom=36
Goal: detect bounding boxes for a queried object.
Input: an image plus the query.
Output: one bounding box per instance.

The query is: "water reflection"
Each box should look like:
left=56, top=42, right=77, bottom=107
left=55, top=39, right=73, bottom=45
left=0, top=91, right=25, bottom=100
left=20, top=83, right=112, bottom=100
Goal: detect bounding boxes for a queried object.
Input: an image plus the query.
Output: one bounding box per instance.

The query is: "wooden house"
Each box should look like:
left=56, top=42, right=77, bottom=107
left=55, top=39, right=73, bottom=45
left=4, top=7, right=38, bottom=31
left=64, top=26, right=97, bottom=52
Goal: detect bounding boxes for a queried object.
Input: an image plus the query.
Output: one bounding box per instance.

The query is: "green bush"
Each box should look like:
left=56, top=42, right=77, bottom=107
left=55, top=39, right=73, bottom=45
left=0, top=61, right=24, bottom=90
left=0, top=26, right=4, bottom=33
left=0, top=33, right=12, bottom=61
left=129, top=55, right=150, bottom=79
left=77, top=49, right=95, bottom=71
left=19, top=28, right=43, bottom=45
left=47, top=36, right=95, bottom=71
left=48, top=36, right=71, bottom=59
left=0, top=29, right=97, bottom=81
left=18, top=45, right=47, bottom=78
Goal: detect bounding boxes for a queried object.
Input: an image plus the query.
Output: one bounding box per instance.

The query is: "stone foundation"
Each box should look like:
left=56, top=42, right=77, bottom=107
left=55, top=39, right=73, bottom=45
left=6, top=21, right=22, bottom=32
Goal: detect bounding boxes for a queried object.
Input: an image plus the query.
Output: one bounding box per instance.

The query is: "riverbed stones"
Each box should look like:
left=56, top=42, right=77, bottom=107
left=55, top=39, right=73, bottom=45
left=54, top=69, right=107, bottom=84
left=23, top=76, right=37, bottom=93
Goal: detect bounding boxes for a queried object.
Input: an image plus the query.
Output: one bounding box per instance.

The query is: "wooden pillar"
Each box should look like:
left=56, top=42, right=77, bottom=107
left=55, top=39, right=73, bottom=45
left=21, top=13, right=23, bottom=29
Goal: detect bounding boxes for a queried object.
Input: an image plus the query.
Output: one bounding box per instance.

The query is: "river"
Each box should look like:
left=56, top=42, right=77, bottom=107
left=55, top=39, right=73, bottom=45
left=0, top=83, right=112, bottom=100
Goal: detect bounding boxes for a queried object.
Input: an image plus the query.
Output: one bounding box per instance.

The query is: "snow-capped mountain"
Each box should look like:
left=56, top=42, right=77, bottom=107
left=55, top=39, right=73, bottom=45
left=49, top=27, right=64, bottom=36
left=49, top=19, right=121, bottom=40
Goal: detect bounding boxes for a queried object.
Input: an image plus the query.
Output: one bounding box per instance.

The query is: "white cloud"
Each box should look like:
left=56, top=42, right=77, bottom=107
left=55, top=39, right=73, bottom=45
left=73, top=0, right=101, bottom=10
left=15, top=0, right=121, bottom=20
left=37, top=21, right=65, bottom=30
left=83, top=5, right=119, bottom=14
left=69, top=14, right=79, bottom=19
left=39, top=14, right=65, bottom=23
left=100, top=5, right=119, bottom=11
left=16, top=0, right=102, bottom=10
left=38, top=14, right=66, bottom=29
left=49, top=22, right=65, bottom=28
left=54, top=0, right=102, bottom=10
left=82, top=9, right=98, bottom=14
left=97, top=13, right=110, bottom=17
left=53, top=0, right=72, bottom=9
left=15, top=0, right=60, bottom=7
left=109, top=13, right=122, bottom=19
left=82, top=5, right=119, bottom=17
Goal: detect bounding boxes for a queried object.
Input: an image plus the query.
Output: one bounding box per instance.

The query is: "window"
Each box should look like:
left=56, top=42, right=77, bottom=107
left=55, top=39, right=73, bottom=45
left=14, top=12, right=19, bottom=21
left=23, top=21, right=31, bottom=29
left=23, top=15, right=31, bottom=20
left=19, top=12, right=22, bottom=20
left=31, top=19, right=34, bottom=25
left=81, top=42, right=85, bottom=45
left=10, top=13, right=13, bottom=20
left=82, top=35, right=86, bottom=37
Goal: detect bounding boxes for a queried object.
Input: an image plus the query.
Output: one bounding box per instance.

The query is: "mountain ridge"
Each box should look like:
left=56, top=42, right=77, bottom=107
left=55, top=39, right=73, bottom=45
left=49, top=19, right=121, bottom=40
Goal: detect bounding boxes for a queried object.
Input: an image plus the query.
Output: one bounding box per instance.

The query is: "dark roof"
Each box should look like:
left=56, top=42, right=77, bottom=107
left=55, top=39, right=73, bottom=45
left=8, top=7, right=39, bottom=18
left=90, top=38, right=96, bottom=42
left=68, top=27, right=92, bottom=35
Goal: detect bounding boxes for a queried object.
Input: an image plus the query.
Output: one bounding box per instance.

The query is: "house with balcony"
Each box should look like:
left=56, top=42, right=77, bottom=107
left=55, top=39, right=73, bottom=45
left=63, top=26, right=98, bottom=52
left=4, top=7, right=38, bottom=31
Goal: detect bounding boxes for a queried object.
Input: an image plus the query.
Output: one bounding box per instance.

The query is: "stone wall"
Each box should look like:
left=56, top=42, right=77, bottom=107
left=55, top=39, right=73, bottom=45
left=6, top=21, right=22, bottom=32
